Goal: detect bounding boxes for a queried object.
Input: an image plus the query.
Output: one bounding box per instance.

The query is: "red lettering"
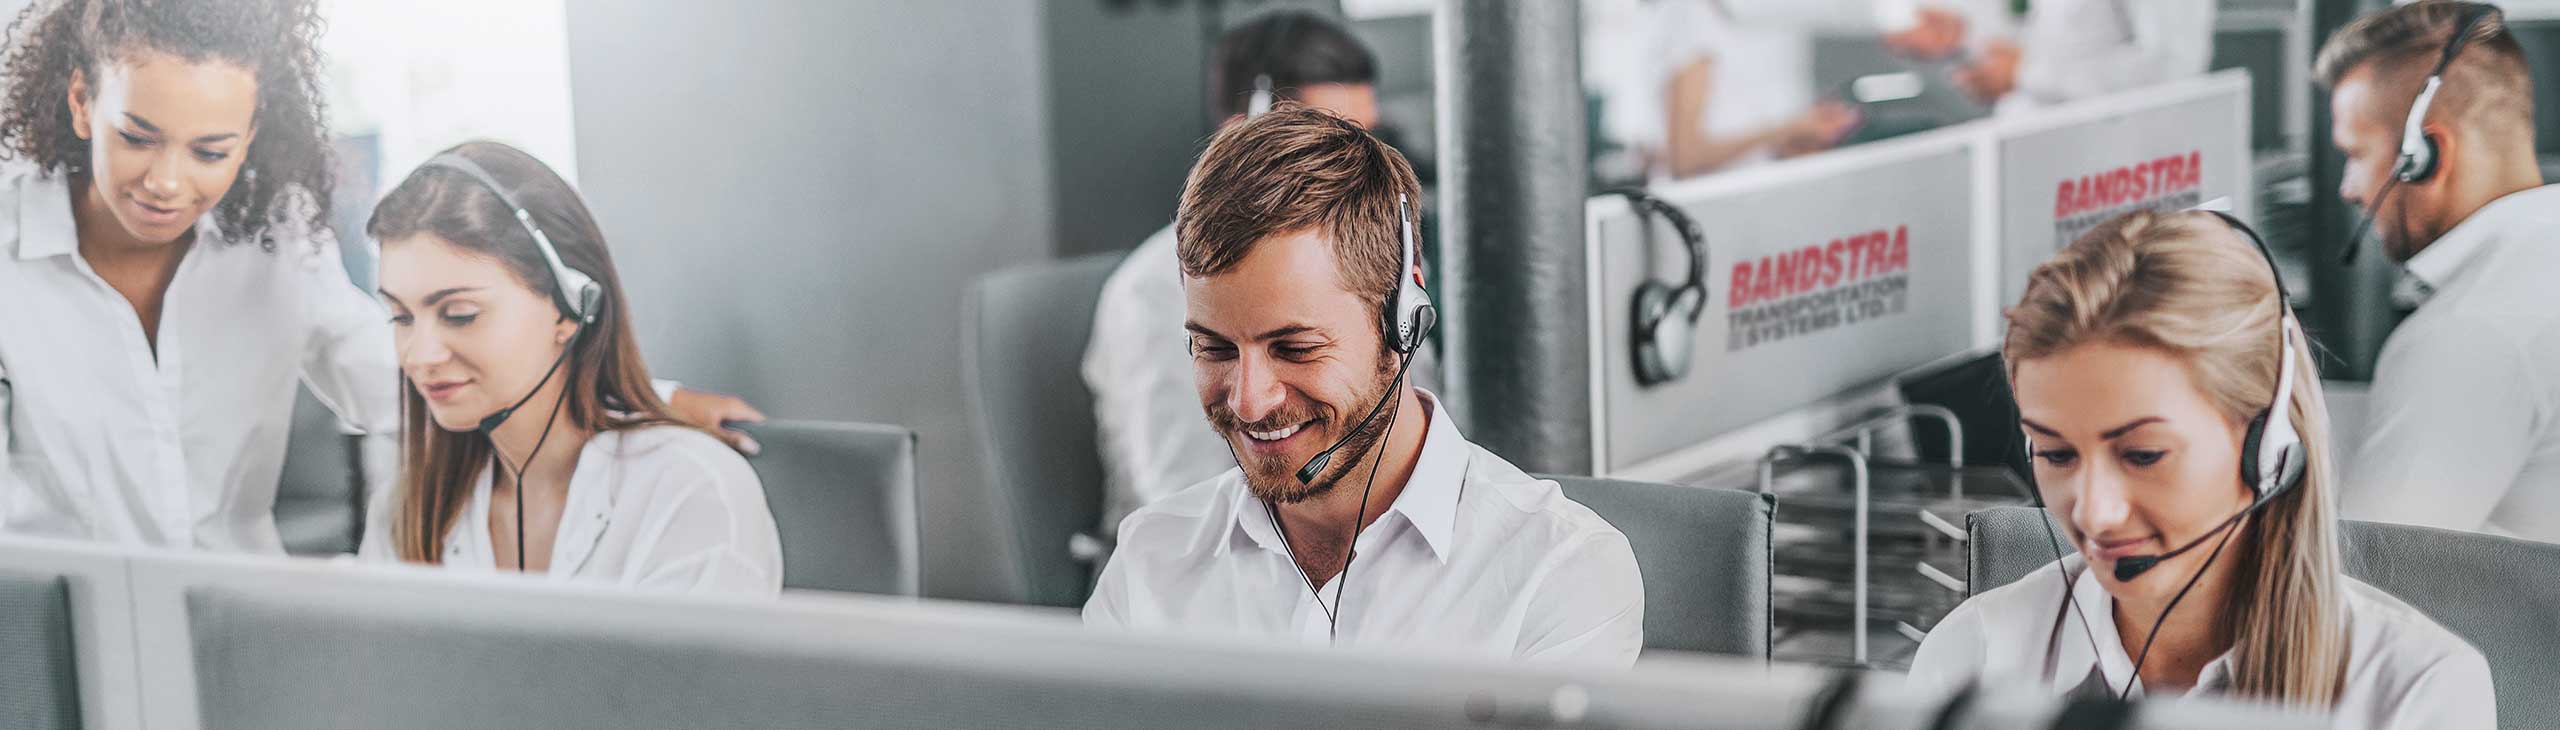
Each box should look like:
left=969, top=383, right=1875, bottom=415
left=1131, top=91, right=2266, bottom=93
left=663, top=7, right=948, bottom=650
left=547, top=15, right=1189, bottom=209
left=1887, top=225, right=1910, bottom=271
left=1781, top=248, right=1802, bottom=297
left=2129, top=161, right=2149, bottom=201
left=1730, top=263, right=1753, bottom=308
left=1751, top=258, right=1773, bottom=305
left=1863, top=234, right=1888, bottom=278
left=1823, top=240, right=1846, bottom=287
left=2184, top=150, right=2202, bottom=189
left=2055, top=180, right=2076, bottom=218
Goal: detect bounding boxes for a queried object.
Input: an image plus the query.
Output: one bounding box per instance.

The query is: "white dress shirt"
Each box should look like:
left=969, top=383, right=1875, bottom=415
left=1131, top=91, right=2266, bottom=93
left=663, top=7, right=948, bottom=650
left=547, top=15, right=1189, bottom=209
left=1909, top=556, right=2495, bottom=729
left=1083, top=389, right=1644, bottom=666
left=1082, top=224, right=1438, bottom=536
left=0, top=163, right=398, bottom=553
left=359, top=425, right=783, bottom=597
left=2001, top=0, right=2215, bottom=112
left=2344, top=185, right=2560, bottom=544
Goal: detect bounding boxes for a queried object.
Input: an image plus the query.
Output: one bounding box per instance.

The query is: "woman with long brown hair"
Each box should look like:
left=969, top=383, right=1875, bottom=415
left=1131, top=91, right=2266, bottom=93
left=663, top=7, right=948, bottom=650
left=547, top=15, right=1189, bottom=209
left=1907, top=209, right=2491, bottom=727
left=357, top=141, right=780, bottom=595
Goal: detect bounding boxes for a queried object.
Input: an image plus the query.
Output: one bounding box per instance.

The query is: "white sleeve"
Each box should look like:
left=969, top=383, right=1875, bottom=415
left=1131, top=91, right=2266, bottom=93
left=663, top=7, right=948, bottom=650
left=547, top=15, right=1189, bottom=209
left=1083, top=234, right=1236, bottom=534
left=1905, top=593, right=1990, bottom=695
left=2014, top=0, right=2214, bottom=104
left=296, top=222, right=403, bottom=519
left=1516, top=532, right=1646, bottom=667
left=629, top=448, right=785, bottom=597
left=2342, top=316, right=2538, bottom=533
left=2377, top=650, right=2498, bottom=730
left=1080, top=527, right=1134, bottom=628
left=1075, top=504, right=1146, bottom=624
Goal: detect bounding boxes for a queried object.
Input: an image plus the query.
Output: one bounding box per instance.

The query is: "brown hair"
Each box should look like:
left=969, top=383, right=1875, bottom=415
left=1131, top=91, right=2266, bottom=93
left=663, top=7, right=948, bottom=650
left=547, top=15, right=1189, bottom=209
left=1209, top=11, right=1376, bottom=123
left=2315, top=1, right=2533, bottom=142
left=1176, top=102, right=1420, bottom=345
left=0, top=0, right=334, bottom=251
left=367, top=140, right=678, bottom=563
left=2005, top=210, right=2349, bottom=707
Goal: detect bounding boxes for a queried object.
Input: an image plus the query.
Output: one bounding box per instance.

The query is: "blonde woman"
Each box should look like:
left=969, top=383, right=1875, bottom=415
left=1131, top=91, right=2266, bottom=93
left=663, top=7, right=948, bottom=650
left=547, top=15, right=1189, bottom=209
left=1907, top=209, right=2493, bottom=728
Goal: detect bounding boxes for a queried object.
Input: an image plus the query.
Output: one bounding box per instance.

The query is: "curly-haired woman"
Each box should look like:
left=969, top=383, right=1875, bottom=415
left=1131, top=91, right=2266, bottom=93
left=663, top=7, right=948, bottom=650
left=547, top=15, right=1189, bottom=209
left=0, top=0, right=758, bottom=554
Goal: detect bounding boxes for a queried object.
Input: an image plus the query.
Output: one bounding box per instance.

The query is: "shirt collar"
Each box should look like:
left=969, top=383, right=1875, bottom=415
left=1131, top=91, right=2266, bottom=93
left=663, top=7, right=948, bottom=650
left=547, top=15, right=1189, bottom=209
left=1224, top=387, right=1468, bottom=563
left=14, top=169, right=76, bottom=260
left=2065, top=563, right=2237, bottom=698
left=2401, top=184, right=2560, bottom=301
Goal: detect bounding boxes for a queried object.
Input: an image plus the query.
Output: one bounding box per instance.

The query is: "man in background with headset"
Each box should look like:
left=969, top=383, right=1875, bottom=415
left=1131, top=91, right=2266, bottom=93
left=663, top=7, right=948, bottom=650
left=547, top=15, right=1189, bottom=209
left=1082, top=105, right=1643, bottom=666
left=1083, top=11, right=1438, bottom=548
left=2318, top=1, right=2560, bottom=543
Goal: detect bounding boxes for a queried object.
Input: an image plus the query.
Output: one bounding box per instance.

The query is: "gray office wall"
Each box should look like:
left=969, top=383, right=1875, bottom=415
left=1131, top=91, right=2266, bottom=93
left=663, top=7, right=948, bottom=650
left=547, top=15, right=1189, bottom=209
left=565, top=0, right=1055, bottom=601
left=1043, top=0, right=1386, bottom=257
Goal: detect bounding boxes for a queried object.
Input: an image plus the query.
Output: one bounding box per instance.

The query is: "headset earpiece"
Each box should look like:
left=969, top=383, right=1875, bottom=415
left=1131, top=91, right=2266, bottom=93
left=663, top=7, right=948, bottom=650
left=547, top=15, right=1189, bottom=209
left=1386, top=195, right=1434, bottom=354
left=2395, top=8, right=2495, bottom=185
left=2396, top=131, right=2442, bottom=183
left=420, top=153, right=604, bottom=326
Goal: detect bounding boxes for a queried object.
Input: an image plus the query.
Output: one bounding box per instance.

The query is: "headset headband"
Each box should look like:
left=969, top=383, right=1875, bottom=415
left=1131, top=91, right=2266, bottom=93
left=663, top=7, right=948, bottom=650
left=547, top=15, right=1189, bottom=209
left=418, top=153, right=602, bottom=325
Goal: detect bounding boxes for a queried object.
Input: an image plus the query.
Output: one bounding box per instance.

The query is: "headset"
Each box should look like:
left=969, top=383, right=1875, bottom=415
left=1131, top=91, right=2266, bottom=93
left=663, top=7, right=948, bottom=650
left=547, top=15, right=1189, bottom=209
left=1248, top=74, right=1276, bottom=118
left=2016, top=206, right=2304, bottom=701
left=1266, top=192, right=1435, bottom=642
left=2343, top=5, right=2497, bottom=265
left=414, top=151, right=607, bottom=573
left=1240, top=11, right=1304, bottom=120
left=1610, top=188, right=1710, bottom=387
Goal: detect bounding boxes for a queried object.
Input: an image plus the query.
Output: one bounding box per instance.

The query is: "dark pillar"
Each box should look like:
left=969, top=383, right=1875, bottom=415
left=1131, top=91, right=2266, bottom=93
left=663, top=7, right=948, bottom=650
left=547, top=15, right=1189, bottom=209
left=1436, top=0, right=1590, bottom=472
left=2304, top=0, right=2402, bottom=379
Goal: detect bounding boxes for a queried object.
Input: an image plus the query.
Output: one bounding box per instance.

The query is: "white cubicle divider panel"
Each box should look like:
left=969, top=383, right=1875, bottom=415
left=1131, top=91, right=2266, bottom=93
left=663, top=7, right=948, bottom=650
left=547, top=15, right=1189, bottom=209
left=4, top=537, right=2327, bottom=730
left=147, top=546, right=2324, bottom=730
left=1993, top=69, right=2255, bottom=306
left=0, top=537, right=143, bottom=730
left=1588, top=128, right=1981, bottom=475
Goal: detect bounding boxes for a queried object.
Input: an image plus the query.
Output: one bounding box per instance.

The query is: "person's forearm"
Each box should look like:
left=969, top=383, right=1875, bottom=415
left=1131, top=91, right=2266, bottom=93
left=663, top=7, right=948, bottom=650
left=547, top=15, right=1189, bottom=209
left=1666, top=125, right=1787, bottom=179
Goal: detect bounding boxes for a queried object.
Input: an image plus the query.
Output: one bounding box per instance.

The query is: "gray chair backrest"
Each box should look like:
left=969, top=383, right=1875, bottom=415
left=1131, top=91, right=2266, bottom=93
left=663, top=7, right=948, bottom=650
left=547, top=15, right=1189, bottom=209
left=274, top=386, right=362, bottom=556
left=962, top=253, right=1119, bottom=607
left=1549, top=476, right=1773, bottom=658
left=1967, top=506, right=2560, bottom=730
left=739, top=420, right=921, bottom=596
left=0, top=569, right=80, bottom=730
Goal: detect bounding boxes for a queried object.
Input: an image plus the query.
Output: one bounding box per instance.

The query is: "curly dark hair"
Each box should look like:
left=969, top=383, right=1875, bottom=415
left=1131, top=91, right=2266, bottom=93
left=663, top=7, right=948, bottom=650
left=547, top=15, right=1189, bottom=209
left=0, top=0, right=332, bottom=251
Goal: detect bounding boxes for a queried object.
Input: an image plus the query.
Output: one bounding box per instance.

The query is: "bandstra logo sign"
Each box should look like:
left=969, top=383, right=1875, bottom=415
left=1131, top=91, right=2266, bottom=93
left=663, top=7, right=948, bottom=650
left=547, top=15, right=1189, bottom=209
left=2053, top=150, right=2205, bottom=245
left=1725, top=225, right=1913, bottom=352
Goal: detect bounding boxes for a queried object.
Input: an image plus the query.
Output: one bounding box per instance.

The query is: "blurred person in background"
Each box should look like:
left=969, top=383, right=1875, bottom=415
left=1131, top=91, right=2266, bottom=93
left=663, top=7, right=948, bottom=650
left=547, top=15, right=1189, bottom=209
left=2317, top=2, right=2560, bottom=543
left=1586, top=0, right=1859, bottom=181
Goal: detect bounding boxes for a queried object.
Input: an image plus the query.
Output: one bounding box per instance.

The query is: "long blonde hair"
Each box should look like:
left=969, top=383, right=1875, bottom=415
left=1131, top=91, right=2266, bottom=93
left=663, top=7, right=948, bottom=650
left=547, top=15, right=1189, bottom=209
left=2003, top=209, right=2348, bottom=707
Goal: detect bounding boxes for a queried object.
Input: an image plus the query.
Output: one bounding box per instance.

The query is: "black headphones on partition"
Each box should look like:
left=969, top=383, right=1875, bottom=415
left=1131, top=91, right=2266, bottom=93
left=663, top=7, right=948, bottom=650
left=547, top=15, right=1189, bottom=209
left=1612, top=188, right=1710, bottom=387
left=2345, top=5, right=2498, bottom=265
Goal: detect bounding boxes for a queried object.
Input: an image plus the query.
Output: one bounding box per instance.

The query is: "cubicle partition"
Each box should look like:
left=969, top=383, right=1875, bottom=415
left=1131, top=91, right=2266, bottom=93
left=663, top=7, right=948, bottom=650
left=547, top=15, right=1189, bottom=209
left=0, top=537, right=2324, bottom=730
left=1585, top=128, right=1982, bottom=478
left=0, top=538, right=142, bottom=730
left=1992, top=70, right=2256, bottom=307
left=1584, top=70, right=2257, bottom=480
